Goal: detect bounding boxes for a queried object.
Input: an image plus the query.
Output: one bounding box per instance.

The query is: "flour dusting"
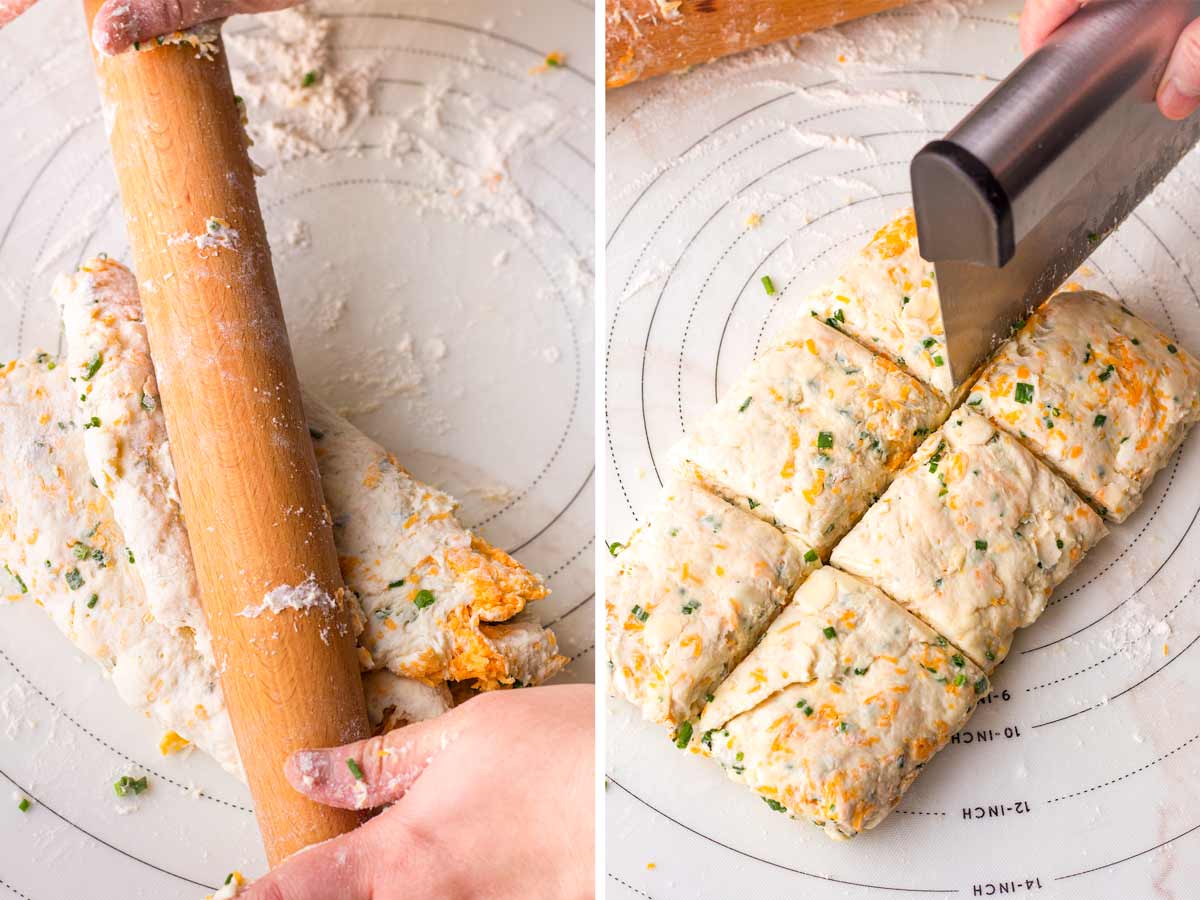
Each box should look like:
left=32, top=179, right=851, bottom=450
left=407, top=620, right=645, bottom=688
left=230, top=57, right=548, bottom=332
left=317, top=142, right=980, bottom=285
left=238, top=575, right=337, bottom=618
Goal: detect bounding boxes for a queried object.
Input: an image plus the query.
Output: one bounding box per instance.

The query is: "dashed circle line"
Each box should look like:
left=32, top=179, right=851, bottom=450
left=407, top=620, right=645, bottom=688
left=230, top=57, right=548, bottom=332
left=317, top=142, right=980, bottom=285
left=1028, top=575, right=1198, bottom=691
left=547, top=537, right=595, bottom=581
left=568, top=641, right=596, bottom=663
left=0, top=880, right=31, bottom=900
left=1033, top=629, right=1200, bottom=729
left=893, top=809, right=947, bottom=817
left=0, top=647, right=252, bottom=814
left=1047, top=731, right=1200, bottom=805
left=608, top=874, right=656, bottom=899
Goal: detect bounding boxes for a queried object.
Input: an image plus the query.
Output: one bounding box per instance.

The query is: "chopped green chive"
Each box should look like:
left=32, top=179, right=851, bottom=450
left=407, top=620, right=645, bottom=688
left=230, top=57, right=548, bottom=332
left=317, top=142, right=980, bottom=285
left=954, top=674, right=967, bottom=687
left=701, top=728, right=716, bottom=750
left=83, top=416, right=101, bottom=429
left=387, top=579, right=406, bottom=590
left=902, top=296, right=911, bottom=305
left=822, top=626, right=837, bottom=640
left=87, top=593, right=98, bottom=609
left=1014, top=382, right=1035, bottom=404
left=803, top=549, right=819, bottom=564
left=17, top=797, right=30, bottom=812
left=65, top=569, right=84, bottom=591
left=1093, top=413, right=1107, bottom=427
left=1098, top=364, right=1115, bottom=382
left=829, top=309, right=845, bottom=325
left=346, top=758, right=365, bottom=781
left=4, top=565, right=27, bottom=594
left=985, top=650, right=996, bottom=662
left=308, top=426, right=325, bottom=440
left=681, top=599, right=700, bottom=614
left=816, top=431, right=834, bottom=450
left=631, top=604, right=649, bottom=623
left=607, top=541, right=623, bottom=557
left=951, top=654, right=965, bottom=667
left=738, top=396, right=753, bottom=413
left=967, top=395, right=983, bottom=406
left=922, top=337, right=936, bottom=348
left=140, top=392, right=157, bottom=412
left=853, top=665, right=870, bottom=676
left=413, top=589, right=436, bottom=609
left=82, top=353, right=103, bottom=381
left=932, top=355, right=945, bottom=367
left=113, top=775, right=148, bottom=797
left=1087, top=231, right=1100, bottom=243
left=974, top=539, right=988, bottom=551
left=761, top=275, right=776, bottom=296
left=302, top=69, right=320, bottom=88
left=837, top=721, right=848, bottom=733
left=1056, top=538, right=1065, bottom=550
left=1168, top=344, right=1178, bottom=354
left=763, top=797, right=786, bottom=812
left=974, top=678, right=988, bottom=694
left=127, top=548, right=135, bottom=564
left=674, top=721, right=693, bottom=748
left=747, top=498, right=760, bottom=509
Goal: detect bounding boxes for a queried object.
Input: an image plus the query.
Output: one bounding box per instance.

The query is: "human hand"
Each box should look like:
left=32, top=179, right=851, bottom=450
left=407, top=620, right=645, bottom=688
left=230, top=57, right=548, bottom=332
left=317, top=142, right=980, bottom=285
left=240, top=683, right=595, bottom=900
left=1020, top=0, right=1200, bottom=119
left=0, top=0, right=298, bottom=56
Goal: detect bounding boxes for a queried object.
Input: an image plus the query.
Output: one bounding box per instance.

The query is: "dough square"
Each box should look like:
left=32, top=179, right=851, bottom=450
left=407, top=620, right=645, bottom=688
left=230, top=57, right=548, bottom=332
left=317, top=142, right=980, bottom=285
left=698, top=567, right=986, bottom=839
left=832, top=409, right=1107, bottom=671
left=801, top=208, right=957, bottom=399
left=673, top=314, right=947, bottom=557
left=968, top=291, right=1200, bottom=522
left=606, top=480, right=813, bottom=730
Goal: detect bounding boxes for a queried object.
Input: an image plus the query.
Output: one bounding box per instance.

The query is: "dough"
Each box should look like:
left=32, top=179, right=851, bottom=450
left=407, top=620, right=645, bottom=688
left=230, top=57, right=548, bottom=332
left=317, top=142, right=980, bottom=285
left=967, top=290, right=1200, bottom=522
left=0, top=357, right=243, bottom=774
left=833, top=409, right=1107, bottom=670
left=606, top=480, right=811, bottom=730
left=672, top=314, right=947, bottom=557
left=0, top=257, right=563, bottom=777
left=698, top=567, right=987, bottom=839
left=801, top=209, right=956, bottom=399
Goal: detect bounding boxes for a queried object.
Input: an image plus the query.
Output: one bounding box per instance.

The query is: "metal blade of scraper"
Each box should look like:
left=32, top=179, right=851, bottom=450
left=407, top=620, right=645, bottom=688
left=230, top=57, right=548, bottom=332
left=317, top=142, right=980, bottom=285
left=911, top=0, right=1200, bottom=389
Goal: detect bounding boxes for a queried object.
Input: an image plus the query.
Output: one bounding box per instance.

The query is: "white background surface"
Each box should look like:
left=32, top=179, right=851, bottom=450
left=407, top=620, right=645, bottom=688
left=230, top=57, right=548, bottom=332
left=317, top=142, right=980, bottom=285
left=605, top=2, right=1200, bottom=897
left=0, top=0, right=595, bottom=896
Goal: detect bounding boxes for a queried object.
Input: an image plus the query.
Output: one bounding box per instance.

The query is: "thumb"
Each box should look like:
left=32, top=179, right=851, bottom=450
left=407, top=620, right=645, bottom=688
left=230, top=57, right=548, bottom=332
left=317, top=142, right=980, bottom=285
left=1159, top=19, right=1200, bottom=120
left=90, top=0, right=295, bottom=56
left=285, top=708, right=462, bottom=811
left=239, top=829, right=374, bottom=900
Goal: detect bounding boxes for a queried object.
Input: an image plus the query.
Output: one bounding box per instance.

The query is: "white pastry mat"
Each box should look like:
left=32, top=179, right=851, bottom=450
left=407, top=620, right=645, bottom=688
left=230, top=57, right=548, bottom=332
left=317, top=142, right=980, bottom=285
left=0, top=0, right=594, bottom=895
left=604, top=2, right=1200, bottom=896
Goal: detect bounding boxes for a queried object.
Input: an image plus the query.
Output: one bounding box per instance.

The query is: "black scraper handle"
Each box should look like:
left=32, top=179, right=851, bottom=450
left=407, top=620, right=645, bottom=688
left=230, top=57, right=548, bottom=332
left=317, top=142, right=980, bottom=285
left=912, top=0, right=1200, bottom=268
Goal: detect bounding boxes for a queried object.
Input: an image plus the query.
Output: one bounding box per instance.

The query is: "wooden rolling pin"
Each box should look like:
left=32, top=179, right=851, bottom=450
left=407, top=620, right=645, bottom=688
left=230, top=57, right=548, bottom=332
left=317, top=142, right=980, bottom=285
left=606, top=0, right=914, bottom=88
left=82, top=4, right=370, bottom=865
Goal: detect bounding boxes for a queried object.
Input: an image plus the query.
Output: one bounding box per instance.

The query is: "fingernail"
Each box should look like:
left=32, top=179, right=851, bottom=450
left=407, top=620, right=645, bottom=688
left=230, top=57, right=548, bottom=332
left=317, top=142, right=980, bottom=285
left=1159, top=76, right=1200, bottom=120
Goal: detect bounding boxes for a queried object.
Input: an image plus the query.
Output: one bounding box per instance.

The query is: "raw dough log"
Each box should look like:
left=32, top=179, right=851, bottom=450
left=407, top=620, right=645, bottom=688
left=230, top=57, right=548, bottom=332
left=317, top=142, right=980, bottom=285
left=606, top=480, right=812, bottom=730
left=698, top=567, right=987, bottom=839
left=832, top=409, right=1107, bottom=670
left=673, top=314, right=946, bottom=558
left=0, top=258, right=563, bottom=777
left=966, top=290, right=1200, bottom=522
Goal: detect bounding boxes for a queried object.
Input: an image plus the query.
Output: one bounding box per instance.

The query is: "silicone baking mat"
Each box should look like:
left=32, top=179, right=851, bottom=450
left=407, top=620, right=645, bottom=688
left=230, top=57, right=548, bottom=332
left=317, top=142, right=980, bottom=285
left=604, top=2, right=1200, bottom=896
left=0, top=0, right=594, bottom=895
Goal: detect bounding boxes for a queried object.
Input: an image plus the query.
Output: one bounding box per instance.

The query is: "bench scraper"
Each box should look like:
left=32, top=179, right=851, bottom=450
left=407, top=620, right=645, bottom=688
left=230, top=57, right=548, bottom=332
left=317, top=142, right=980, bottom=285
left=911, top=0, right=1200, bottom=390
